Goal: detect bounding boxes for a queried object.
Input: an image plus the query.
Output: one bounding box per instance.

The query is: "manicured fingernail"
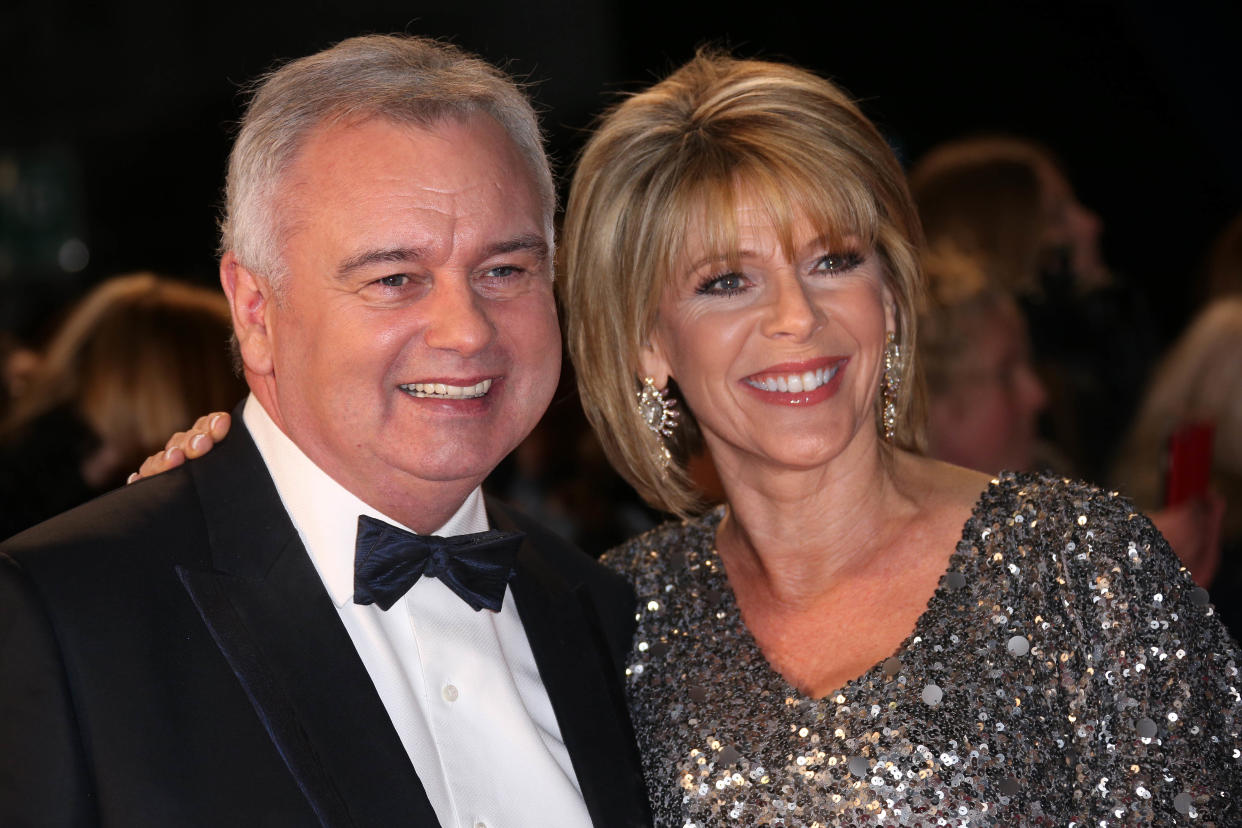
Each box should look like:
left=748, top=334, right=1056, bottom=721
left=126, top=472, right=139, bottom=484
left=209, top=413, right=222, bottom=430
left=191, top=434, right=207, bottom=451
left=165, top=448, right=177, bottom=460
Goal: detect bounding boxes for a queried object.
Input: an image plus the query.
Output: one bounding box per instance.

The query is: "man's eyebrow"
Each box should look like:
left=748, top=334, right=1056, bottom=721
left=336, top=247, right=428, bottom=279
left=335, top=235, right=549, bottom=280
left=483, top=233, right=550, bottom=262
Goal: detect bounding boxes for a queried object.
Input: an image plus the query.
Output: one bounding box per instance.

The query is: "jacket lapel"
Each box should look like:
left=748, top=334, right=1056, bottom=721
left=495, top=508, right=651, bottom=828
left=178, top=414, right=440, bottom=827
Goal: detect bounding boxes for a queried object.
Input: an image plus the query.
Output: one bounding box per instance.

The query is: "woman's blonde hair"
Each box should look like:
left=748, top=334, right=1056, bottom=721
left=4, top=273, right=244, bottom=475
left=561, top=52, right=925, bottom=517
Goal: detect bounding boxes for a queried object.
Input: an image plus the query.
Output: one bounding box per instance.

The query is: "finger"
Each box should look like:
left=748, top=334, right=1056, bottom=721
left=161, top=446, right=187, bottom=470
left=183, top=432, right=210, bottom=459
left=207, top=411, right=231, bottom=441
left=182, top=412, right=230, bottom=458
left=137, top=446, right=186, bottom=480
left=164, top=430, right=190, bottom=451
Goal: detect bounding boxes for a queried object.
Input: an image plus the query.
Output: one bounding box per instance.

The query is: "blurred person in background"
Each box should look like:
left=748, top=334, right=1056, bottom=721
left=910, top=135, right=1155, bottom=481
left=1111, top=297, right=1242, bottom=638
left=909, top=136, right=1107, bottom=295
left=0, top=331, right=41, bottom=420
left=918, top=246, right=1050, bottom=475
left=1204, top=210, right=1242, bottom=302
left=0, top=272, right=244, bottom=538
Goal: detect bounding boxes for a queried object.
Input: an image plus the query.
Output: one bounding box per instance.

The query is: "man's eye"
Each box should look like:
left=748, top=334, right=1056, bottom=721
left=696, top=272, right=746, bottom=295
left=375, top=274, right=409, bottom=288
left=485, top=265, right=521, bottom=279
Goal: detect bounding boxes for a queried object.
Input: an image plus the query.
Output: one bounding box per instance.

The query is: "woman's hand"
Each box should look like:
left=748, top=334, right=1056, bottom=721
left=127, top=412, right=232, bottom=483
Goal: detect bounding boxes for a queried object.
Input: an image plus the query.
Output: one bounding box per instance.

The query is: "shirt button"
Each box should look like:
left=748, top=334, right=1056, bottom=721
left=442, top=684, right=459, bottom=702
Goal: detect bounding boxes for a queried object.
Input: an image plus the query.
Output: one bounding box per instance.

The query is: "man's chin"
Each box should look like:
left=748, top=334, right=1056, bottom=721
left=382, top=445, right=516, bottom=486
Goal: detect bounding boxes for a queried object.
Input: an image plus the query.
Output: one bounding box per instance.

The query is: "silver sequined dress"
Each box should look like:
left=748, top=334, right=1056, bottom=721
left=602, top=473, right=1242, bottom=826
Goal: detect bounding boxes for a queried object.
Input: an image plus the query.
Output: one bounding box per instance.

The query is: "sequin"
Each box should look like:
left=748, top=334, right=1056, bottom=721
left=603, top=472, right=1242, bottom=825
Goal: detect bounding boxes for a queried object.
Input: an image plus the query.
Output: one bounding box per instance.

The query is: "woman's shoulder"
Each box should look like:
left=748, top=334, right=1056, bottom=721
left=918, top=459, right=1140, bottom=530
left=599, top=505, right=725, bottom=581
left=961, top=474, right=1242, bottom=818
left=969, top=470, right=1171, bottom=569
left=977, top=471, right=1221, bottom=628
left=978, top=470, right=1164, bottom=546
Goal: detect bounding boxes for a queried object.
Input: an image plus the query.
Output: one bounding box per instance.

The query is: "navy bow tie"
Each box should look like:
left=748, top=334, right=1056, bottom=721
left=353, top=515, right=523, bottom=612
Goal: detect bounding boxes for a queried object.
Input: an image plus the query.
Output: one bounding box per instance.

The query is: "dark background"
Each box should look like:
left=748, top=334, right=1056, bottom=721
left=3, top=0, right=1240, bottom=346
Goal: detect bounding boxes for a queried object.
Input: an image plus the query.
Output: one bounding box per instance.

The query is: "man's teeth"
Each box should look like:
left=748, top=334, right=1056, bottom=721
left=746, top=364, right=839, bottom=393
left=400, top=379, right=493, bottom=399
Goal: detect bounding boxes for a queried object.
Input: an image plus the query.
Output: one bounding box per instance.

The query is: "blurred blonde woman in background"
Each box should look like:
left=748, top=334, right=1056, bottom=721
left=0, top=273, right=244, bottom=538
left=910, top=135, right=1153, bottom=481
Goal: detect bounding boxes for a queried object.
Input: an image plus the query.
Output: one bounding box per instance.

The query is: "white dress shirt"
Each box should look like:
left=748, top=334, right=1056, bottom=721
left=243, top=396, right=592, bottom=828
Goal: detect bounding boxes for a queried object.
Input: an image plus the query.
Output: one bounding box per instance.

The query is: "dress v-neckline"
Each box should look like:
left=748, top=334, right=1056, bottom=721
left=700, top=475, right=1000, bottom=704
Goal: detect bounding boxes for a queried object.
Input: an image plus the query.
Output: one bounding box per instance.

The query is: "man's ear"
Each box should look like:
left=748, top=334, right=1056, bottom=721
left=220, top=252, right=275, bottom=377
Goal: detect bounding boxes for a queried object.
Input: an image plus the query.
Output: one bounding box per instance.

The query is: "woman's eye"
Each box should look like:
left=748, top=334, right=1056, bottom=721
left=814, top=252, right=863, bottom=273
left=697, top=272, right=747, bottom=295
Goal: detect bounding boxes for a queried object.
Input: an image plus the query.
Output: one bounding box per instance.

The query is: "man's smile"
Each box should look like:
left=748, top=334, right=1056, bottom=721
left=398, top=378, right=495, bottom=399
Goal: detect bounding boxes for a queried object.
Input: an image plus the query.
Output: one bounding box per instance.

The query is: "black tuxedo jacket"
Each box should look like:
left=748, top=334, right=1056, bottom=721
left=0, top=417, right=650, bottom=827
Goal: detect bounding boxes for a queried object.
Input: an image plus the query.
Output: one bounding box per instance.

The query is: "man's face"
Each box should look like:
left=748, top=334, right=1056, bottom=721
left=248, top=114, right=560, bottom=525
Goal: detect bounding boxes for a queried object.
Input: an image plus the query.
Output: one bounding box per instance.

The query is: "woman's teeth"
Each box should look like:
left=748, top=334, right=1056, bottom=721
left=746, top=364, right=839, bottom=393
left=400, top=379, right=493, bottom=399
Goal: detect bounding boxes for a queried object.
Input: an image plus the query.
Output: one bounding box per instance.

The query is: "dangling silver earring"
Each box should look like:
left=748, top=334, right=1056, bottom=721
left=637, top=376, right=679, bottom=469
left=882, top=331, right=902, bottom=442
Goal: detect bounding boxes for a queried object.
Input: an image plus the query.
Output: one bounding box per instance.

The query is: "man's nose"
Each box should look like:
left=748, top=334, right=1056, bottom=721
left=423, top=278, right=495, bottom=355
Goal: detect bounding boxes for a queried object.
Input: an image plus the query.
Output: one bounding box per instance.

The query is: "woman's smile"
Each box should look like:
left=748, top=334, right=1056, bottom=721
left=741, top=357, right=848, bottom=405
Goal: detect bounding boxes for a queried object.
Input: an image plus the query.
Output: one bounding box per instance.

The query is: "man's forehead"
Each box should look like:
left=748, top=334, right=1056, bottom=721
left=274, top=113, right=549, bottom=267
left=288, top=114, right=542, bottom=211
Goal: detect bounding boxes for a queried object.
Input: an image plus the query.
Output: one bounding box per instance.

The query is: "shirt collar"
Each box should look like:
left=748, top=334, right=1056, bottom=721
left=242, top=395, right=489, bottom=608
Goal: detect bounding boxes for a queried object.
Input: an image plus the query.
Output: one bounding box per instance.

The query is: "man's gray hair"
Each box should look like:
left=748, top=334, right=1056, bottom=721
left=220, top=34, right=556, bottom=288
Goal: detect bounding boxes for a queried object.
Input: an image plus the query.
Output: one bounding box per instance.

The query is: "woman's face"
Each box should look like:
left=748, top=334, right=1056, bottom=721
left=927, top=302, right=1047, bottom=474
left=641, top=195, right=894, bottom=477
